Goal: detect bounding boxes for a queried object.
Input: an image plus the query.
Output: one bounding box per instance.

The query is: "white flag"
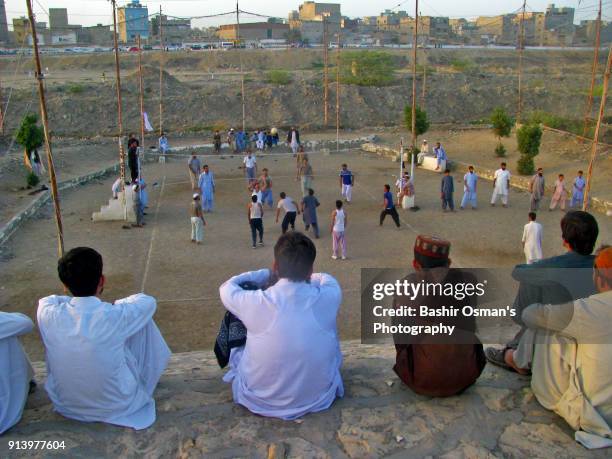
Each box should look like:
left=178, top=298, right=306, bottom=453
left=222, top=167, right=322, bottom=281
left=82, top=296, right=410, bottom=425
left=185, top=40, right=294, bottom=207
left=143, top=112, right=154, bottom=132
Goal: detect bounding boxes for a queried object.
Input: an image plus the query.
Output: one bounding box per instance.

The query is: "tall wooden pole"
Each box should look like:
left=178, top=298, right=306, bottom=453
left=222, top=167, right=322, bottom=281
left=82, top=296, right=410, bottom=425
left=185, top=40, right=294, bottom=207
left=410, top=0, right=419, bottom=149
left=582, top=45, right=611, bottom=211
left=26, top=0, right=64, bottom=257
left=159, top=5, right=164, bottom=136
left=0, top=78, right=4, bottom=135
left=111, top=0, right=126, bottom=208
left=420, top=14, right=426, bottom=108
left=323, top=16, right=329, bottom=126
left=336, top=30, right=341, bottom=152
left=582, top=0, right=602, bottom=137
left=137, top=34, right=145, bottom=178
left=236, top=1, right=246, bottom=132
left=517, top=0, right=526, bottom=124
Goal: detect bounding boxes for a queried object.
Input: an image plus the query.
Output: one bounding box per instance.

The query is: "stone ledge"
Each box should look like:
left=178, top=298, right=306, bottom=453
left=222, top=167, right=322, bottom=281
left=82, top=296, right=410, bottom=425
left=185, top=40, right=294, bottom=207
left=1, top=341, right=605, bottom=458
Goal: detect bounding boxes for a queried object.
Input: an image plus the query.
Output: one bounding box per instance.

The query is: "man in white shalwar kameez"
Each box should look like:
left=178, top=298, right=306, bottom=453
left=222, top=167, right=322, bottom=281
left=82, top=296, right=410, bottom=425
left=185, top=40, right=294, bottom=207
left=522, top=212, right=543, bottom=264
left=490, top=162, right=511, bottom=207
left=506, top=247, right=612, bottom=449
left=0, top=312, right=34, bottom=434
left=219, top=232, right=344, bottom=420
left=37, top=247, right=171, bottom=430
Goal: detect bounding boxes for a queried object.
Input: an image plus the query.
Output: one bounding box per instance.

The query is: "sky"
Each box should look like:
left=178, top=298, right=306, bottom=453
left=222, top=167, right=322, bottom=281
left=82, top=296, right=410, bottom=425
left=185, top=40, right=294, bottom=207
left=3, top=0, right=609, bottom=29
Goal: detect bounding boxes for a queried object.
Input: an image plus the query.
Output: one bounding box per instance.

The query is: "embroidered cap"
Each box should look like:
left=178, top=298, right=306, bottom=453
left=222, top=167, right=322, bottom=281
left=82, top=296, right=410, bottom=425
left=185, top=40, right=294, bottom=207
left=414, top=235, right=451, bottom=259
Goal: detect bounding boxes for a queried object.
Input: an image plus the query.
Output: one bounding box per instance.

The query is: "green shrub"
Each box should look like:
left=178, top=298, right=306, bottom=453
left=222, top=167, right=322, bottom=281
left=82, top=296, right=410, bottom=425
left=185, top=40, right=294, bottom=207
left=517, top=155, right=535, bottom=175
left=26, top=171, right=40, bottom=188
left=404, top=105, right=430, bottom=138
left=67, top=84, right=85, bottom=94
left=265, top=70, right=292, bottom=85
left=450, top=58, right=473, bottom=72
left=491, top=107, right=513, bottom=139
left=516, top=124, right=542, bottom=175
left=340, top=51, right=396, bottom=86
left=495, top=143, right=507, bottom=157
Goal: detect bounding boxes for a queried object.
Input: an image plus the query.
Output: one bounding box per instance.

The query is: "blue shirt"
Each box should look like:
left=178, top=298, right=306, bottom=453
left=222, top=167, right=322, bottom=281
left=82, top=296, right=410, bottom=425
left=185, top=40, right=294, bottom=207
left=340, top=170, right=353, bottom=185
left=384, top=191, right=394, bottom=209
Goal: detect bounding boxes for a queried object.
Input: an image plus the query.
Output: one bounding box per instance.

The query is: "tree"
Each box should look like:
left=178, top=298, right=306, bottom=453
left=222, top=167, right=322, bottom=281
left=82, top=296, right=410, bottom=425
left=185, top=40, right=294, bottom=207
left=516, top=123, right=542, bottom=175
left=16, top=113, right=44, bottom=159
left=404, top=105, right=430, bottom=138
left=490, top=107, right=513, bottom=157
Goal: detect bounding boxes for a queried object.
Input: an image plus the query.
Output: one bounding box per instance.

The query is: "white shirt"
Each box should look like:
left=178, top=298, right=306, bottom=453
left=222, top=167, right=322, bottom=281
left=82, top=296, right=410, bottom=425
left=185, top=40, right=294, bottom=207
left=37, top=294, right=170, bottom=430
left=333, top=209, right=345, bottom=232
left=219, top=269, right=344, bottom=420
left=494, top=169, right=511, bottom=194
left=0, top=312, right=34, bottom=434
left=250, top=202, right=263, bottom=219
left=251, top=190, right=262, bottom=204
left=277, top=197, right=297, bottom=213
left=522, top=221, right=543, bottom=262
left=243, top=155, right=256, bottom=169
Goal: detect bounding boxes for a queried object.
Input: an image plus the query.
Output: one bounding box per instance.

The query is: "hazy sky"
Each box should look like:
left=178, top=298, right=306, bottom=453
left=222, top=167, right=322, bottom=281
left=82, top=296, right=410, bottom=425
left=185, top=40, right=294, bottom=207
left=3, top=0, right=608, bottom=29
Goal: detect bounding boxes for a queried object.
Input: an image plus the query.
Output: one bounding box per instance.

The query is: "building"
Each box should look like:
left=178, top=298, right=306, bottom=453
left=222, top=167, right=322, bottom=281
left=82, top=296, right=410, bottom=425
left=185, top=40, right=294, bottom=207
left=81, top=24, right=113, bottom=46
left=476, top=14, right=517, bottom=45
left=376, top=10, right=409, bottom=30
left=151, top=15, right=191, bottom=43
left=575, top=20, right=612, bottom=46
left=420, top=16, right=451, bottom=42
left=217, top=22, right=289, bottom=42
left=542, top=3, right=575, bottom=45
left=289, top=2, right=341, bottom=43
left=118, top=0, right=149, bottom=43
left=12, top=17, right=48, bottom=46
left=49, top=8, right=68, bottom=31
left=0, top=0, right=9, bottom=43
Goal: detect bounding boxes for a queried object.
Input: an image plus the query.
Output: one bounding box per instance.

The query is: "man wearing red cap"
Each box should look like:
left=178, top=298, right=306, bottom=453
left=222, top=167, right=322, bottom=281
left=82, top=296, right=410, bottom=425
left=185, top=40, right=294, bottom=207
left=504, top=246, right=612, bottom=449
left=392, top=235, right=486, bottom=397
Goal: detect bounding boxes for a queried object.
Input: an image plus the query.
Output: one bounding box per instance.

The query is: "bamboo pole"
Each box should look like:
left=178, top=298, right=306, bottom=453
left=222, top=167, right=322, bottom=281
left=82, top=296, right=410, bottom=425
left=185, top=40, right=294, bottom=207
left=517, top=0, right=526, bottom=124
left=236, top=1, right=246, bottom=132
left=582, top=0, right=602, bottom=137
left=25, top=0, right=64, bottom=257
left=137, top=34, right=145, bottom=179
left=0, top=78, right=4, bottom=135
left=336, top=30, right=341, bottom=152
left=323, top=16, right=329, bottom=126
left=582, top=45, right=611, bottom=212
left=110, top=0, right=126, bottom=219
left=159, top=5, right=164, bottom=136
left=410, top=0, right=419, bottom=149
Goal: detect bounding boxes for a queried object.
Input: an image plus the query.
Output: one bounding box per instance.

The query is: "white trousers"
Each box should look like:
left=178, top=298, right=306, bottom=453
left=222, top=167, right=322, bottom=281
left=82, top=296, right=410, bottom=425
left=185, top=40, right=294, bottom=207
left=490, top=190, right=508, bottom=205
left=191, top=217, right=204, bottom=242
left=342, top=184, right=352, bottom=202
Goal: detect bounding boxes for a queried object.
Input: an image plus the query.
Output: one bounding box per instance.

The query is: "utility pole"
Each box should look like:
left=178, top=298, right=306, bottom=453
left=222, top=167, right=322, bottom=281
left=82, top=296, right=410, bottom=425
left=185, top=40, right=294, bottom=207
left=583, top=45, right=611, bottom=211
left=26, top=0, right=64, bottom=257
left=323, top=15, right=329, bottom=126
left=336, top=30, right=341, bottom=152
left=410, top=0, right=419, bottom=149
left=582, top=0, right=602, bottom=137
left=137, top=34, right=145, bottom=176
left=236, top=1, right=246, bottom=132
left=0, top=78, right=4, bottom=135
left=159, top=5, right=164, bottom=136
left=110, top=0, right=126, bottom=215
left=420, top=13, right=426, bottom=108
left=517, top=0, right=527, bottom=124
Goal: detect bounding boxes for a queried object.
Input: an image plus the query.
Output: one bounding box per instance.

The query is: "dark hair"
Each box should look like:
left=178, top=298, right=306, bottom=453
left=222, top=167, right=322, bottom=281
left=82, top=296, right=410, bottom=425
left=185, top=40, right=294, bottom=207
left=274, top=232, right=316, bottom=282
left=384, top=184, right=390, bottom=191
left=308, top=188, right=314, bottom=196
left=251, top=195, right=258, bottom=202
left=578, top=170, right=583, bottom=174
left=342, top=163, right=347, bottom=167
left=559, top=174, right=564, bottom=178
left=280, top=191, right=286, bottom=199
left=529, top=212, right=536, bottom=221
left=203, top=164, right=208, bottom=169
left=58, top=247, right=103, bottom=297
left=414, top=251, right=449, bottom=269
left=444, top=169, right=450, bottom=174
left=561, top=211, right=599, bottom=255
left=336, top=200, right=343, bottom=209
left=501, top=162, right=507, bottom=167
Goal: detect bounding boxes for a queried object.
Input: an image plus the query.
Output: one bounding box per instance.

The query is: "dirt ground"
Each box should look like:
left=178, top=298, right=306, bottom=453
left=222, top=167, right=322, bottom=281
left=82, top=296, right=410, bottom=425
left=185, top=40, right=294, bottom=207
left=1, top=147, right=610, bottom=361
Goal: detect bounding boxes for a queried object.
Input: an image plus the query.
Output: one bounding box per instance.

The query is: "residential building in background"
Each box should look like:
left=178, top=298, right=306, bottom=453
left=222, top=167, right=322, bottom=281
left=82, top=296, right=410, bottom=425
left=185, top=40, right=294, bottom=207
left=118, top=0, right=149, bottom=43
left=217, top=21, right=289, bottom=42
left=289, top=2, right=341, bottom=43
left=151, top=15, right=192, bottom=43
left=0, top=0, right=10, bottom=43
